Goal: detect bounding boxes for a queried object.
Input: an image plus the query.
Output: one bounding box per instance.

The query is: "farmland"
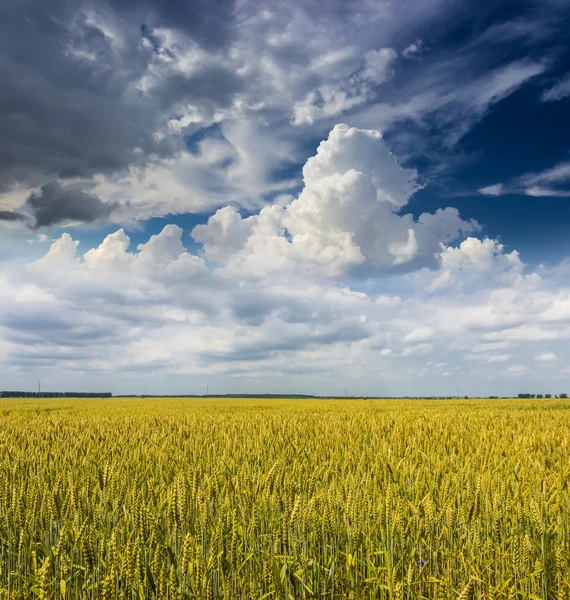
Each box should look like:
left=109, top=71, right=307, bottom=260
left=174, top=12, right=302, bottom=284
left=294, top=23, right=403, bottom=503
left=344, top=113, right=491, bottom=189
left=0, top=397, right=568, bottom=599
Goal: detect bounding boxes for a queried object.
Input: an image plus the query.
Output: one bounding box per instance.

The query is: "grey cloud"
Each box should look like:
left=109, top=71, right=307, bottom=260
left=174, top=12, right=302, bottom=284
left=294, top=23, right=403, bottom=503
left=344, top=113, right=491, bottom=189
left=0, top=0, right=239, bottom=193
left=2, top=0, right=558, bottom=220
left=0, top=0, right=466, bottom=201
left=202, top=320, right=372, bottom=364
left=230, top=290, right=359, bottom=327
left=151, top=67, right=245, bottom=114
left=0, top=310, right=122, bottom=353
left=111, top=0, right=238, bottom=51
left=0, top=210, right=27, bottom=221
left=27, top=182, right=118, bottom=228
left=0, top=1, right=170, bottom=191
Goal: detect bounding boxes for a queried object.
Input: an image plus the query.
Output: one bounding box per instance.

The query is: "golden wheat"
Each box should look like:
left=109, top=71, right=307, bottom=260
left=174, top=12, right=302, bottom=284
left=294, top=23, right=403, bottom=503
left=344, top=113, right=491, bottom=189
left=0, top=396, right=568, bottom=599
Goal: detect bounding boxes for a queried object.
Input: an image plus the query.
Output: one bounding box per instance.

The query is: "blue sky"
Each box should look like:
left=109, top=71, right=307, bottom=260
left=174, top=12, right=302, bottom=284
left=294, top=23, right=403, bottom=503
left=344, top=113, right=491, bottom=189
left=1, top=0, right=570, bottom=396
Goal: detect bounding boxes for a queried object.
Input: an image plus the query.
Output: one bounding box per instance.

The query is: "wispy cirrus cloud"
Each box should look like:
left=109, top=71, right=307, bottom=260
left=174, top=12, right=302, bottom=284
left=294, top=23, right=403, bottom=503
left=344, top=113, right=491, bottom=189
left=479, top=161, right=570, bottom=198
left=541, top=74, right=570, bottom=102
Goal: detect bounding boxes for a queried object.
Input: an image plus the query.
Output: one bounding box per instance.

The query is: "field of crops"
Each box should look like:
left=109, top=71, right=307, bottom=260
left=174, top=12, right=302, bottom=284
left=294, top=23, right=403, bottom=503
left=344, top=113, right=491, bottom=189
left=0, top=397, right=568, bottom=599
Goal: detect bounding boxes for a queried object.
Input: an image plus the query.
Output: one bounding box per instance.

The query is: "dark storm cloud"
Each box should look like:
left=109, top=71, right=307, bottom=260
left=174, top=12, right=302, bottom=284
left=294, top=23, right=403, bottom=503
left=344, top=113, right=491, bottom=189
left=0, top=0, right=238, bottom=192
left=27, top=182, right=118, bottom=228
left=0, top=1, right=166, bottom=191
left=0, top=211, right=27, bottom=222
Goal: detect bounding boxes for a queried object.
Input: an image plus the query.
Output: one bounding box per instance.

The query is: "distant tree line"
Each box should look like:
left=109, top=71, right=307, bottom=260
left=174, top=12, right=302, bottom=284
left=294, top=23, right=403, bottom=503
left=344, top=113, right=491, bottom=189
left=518, top=393, right=567, bottom=399
left=0, top=391, right=112, bottom=398
left=2, top=391, right=565, bottom=400
left=137, top=394, right=322, bottom=399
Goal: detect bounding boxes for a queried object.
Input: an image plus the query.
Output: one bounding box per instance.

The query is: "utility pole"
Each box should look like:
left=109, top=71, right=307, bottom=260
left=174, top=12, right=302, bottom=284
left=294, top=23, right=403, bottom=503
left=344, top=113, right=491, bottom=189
left=345, top=387, right=347, bottom=398
left=456, top=387, right=459, bottom=399
left=206, top=385, right=209, bottom=397
left=38, top=381, right=41, bottom=398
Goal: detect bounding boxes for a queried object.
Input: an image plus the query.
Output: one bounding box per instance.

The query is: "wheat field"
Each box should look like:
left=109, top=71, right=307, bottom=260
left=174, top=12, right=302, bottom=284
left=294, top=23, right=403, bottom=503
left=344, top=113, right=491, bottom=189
left=0, top=397, right=568, bottom=599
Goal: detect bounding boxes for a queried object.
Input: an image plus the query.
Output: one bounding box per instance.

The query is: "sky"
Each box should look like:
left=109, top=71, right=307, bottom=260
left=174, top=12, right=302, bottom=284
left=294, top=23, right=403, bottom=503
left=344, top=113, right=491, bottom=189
left=1, top=0, right=570, bottom=396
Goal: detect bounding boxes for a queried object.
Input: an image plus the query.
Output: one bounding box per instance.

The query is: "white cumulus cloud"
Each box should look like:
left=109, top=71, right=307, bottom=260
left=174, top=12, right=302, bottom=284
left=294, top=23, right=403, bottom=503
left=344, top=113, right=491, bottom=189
left=193, top=124, right=477, bottom=277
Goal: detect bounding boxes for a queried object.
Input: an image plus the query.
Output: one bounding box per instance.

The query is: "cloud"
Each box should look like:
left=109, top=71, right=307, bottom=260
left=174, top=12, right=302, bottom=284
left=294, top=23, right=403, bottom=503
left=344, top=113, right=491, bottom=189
left=399, top=343, right=434, bottom=356
left=425, top=237, right=523, bottom=293
left=3, top=0, right=570, bottom=395
left=2, top=213, right=570, bottom=394
left=192, top=206, right=254, bottom=262
left=1, top=0, right=563, bottom=224
left=2, top=0, right=395, bottom=212
left=402, top=41, right=423, bottom=59
left=524, top=187, right=570, bottom=198
left=291, top=47, right=397, bottom=126
left=403, top=327, right=435, bottom=343
left=478, top=161, right=570, bottom=198
left=192, top=124, right=477, bottom=277
left=535, top=352, right=558, bottom=361
left=521, top=161, right=570, bottom=187
left=6, top=225, right=378, bottom=381
left=464, top=353, right=511, bottom=363
left=347, top=57, right=547, bottom=148
left=479, top=184, right=505, bottom=196
left=112, top=0, right=239, bottom=52
left=0, top=210, right=27, bottom=222
left=425, top=269, right=454, bottom=292
left=0, top=1, right=178, bottom=193
left=506, top=364, right=528, bottom=376
left=541, top=74, right=570, bottom=102
left=26, top=182, right=119, bottom=228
